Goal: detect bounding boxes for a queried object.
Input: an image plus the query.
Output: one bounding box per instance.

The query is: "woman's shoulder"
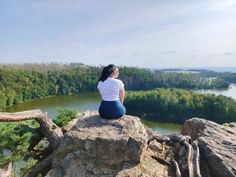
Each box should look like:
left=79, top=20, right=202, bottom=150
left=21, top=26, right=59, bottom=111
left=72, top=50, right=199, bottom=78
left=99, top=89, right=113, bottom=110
left=97, top=81, right=103, bottom=88
left=113, top=78, right=123, bottom=83
left=113, top=78, right=124, bottom=88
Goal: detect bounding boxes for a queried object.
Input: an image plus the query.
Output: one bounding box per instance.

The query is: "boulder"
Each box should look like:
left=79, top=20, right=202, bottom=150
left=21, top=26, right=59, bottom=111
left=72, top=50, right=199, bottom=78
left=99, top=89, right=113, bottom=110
left=182, top=118, right=236, bottom=177
left=46, top=112, right=171, bottom=177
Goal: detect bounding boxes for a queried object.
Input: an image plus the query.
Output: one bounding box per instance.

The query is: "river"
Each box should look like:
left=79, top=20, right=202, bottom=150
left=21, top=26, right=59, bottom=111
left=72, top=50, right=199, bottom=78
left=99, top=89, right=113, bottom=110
left=194, top=83, right=236, bottom=100
left=5, top=92, right=181, bottom=135
left=6, top=84, right=236, bottom=135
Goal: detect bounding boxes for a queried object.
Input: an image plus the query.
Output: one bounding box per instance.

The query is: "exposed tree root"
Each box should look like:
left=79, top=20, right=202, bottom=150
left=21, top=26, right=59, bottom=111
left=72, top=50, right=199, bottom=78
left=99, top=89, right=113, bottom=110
left=0, top=109, right=63, bottom=148
left=148, top=135, right=170, bottom=145
left=26, top=153, right=53, bottom=177
left=172, top=159, right=182, bottom=177
left=0, top=110, right=63, bottom=177
left=192, top=141, right=202, bottom=177
left=151, top=155, right=171, bottom=166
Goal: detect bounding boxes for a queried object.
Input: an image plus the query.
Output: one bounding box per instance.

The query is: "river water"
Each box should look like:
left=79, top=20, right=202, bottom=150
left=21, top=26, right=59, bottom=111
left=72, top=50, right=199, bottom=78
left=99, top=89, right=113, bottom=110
left=5, top=84, right=236, bottom=135
left=5, top=92, right=181, bottom=135
left=194, top=83, right=236, bottom=100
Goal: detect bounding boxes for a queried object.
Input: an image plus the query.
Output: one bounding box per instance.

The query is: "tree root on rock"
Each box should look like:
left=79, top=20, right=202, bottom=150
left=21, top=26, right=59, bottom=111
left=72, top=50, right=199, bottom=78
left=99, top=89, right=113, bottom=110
left=178, top=138, right=202, bottom=177
left=148, top=134, right=203, bottom=177
left=151, top=155, right=172, bottom=166
left=26, top=153, right=53, bottom=177
left=0, top=110, right=63, bottom=177
left=192, top=141, right=202, bottom=177
left=172, top=159, right=182, bottom=177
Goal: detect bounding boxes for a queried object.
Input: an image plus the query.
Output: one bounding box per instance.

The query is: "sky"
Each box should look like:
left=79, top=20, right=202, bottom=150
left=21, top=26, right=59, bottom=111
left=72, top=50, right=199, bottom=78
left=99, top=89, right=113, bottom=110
left=0, top=0, right=236, bottom=68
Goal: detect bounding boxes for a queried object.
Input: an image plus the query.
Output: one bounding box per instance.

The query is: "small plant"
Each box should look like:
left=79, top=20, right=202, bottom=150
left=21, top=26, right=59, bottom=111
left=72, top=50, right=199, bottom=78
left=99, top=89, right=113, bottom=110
left=223, top=123, right=230, bottom=128
left=53, top=107, right=78, bottom=127
left=20, top=158, right=38, bottom=176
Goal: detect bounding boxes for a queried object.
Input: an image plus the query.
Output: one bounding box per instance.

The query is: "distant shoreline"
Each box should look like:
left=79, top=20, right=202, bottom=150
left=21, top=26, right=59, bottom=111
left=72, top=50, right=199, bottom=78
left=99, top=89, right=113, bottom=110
left=152, top=67, right=236, bottom=73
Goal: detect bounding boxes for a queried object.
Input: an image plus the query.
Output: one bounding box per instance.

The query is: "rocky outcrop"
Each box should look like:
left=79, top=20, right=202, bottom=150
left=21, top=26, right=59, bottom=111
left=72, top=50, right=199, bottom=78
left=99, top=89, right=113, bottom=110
left=46, top=113, right=236, bottom=177
left=46, top=112, right=175, bottom=177
left=182, top=118, right=236, bottom=177
left=1, top=110, right=236, bottom=177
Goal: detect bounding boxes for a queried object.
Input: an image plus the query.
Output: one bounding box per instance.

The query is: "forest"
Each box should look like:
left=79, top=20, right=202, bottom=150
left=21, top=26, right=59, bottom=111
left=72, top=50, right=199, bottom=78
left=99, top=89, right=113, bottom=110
left=0, top=63, right=230, bottom=110
left=124, top=88, right=236, bottom=123
left=1, top=63, right=236, bottom=176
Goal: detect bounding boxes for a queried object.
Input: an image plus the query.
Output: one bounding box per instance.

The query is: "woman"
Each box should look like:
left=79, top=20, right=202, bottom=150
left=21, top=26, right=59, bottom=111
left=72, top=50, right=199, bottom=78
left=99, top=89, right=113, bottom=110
left=97, top=64, right=126, bottom=119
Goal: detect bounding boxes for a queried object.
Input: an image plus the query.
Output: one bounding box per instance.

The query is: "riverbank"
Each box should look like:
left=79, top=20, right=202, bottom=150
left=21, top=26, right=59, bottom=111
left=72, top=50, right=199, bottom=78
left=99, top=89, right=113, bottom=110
left=193, top=83, right=236, bottom=100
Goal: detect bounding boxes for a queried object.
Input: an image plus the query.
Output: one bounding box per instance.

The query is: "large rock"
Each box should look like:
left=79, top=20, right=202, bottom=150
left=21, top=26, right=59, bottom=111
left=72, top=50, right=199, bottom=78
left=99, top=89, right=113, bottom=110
left=182, top=118, right=236, bottom=177
left=45, top=113, right=236, bottom=177
left=46, top=112, right=171, bottom=177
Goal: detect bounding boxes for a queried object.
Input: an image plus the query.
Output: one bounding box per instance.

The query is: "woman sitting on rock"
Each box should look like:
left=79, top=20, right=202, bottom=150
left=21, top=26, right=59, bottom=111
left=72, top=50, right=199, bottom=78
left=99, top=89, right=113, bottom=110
left=97, top=64, right=126, bottom=119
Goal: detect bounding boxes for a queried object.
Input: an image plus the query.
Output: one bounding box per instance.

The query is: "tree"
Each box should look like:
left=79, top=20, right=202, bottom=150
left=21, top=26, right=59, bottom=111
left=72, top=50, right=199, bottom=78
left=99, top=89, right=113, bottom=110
left=124, top=88, right=236, bottom=123
left=0, top=110, right=63, bottom=177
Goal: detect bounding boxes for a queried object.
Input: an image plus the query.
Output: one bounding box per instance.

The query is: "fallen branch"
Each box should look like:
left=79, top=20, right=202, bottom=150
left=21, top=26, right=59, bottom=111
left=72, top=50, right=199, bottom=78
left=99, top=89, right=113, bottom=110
left=0, top=109, right=63, bottom=148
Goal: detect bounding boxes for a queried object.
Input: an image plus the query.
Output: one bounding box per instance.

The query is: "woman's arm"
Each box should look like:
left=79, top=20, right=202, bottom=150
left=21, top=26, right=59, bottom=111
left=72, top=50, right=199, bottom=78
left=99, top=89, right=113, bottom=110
left=119, top=88, right=125, bottom=103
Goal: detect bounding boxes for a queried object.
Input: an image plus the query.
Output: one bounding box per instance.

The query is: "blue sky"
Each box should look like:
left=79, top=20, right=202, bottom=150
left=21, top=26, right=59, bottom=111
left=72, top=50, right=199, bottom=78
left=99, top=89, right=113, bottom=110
left=0, top=0, right=235, bottom=67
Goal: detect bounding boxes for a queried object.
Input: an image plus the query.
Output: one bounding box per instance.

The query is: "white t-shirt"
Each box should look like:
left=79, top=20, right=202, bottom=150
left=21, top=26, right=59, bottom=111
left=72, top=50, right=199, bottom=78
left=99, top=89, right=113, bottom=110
left=97, top=77, right=124, bottom=101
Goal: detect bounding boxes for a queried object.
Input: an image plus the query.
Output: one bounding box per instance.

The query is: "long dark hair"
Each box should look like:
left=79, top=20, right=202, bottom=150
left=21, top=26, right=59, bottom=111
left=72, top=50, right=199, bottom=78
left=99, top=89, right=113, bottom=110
left=98, top=64, right=117, bottom=82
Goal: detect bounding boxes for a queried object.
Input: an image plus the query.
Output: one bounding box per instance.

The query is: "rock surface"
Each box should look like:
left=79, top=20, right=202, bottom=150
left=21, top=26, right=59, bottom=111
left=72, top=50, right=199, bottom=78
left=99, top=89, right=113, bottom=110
left=0, top=162, right=13, bottom=177
left=2, top=110, right=236, bottom=177
left=46, top=112, right=174, bottom=177
left=43, top=112, right=236, bottom=177
left=182, top=118, right=236, bottom=177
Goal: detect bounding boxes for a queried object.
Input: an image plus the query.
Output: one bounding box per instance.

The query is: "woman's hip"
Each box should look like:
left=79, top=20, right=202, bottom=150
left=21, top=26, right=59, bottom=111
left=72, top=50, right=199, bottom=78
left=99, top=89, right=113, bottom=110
left=99, top=100, right=126, bottom=119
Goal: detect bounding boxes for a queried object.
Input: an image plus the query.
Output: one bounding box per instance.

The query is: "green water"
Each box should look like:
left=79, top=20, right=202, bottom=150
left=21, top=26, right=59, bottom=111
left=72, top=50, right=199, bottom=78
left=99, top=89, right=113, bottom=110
left=5, top=92, right=181, bottom=135
left=141, top=119, right=182, bottom=135
left=5, top=92, right=101, bottom=119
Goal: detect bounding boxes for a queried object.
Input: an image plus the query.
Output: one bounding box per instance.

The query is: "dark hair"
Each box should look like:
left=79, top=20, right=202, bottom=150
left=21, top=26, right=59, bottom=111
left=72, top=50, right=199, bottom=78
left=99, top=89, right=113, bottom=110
left=98, top=64, right=117, bottom=82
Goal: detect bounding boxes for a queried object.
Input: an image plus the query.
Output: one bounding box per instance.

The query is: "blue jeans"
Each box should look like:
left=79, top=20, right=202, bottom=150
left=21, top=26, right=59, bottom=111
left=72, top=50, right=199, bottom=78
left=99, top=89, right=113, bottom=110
left=99, top=100, right=126, bottom=119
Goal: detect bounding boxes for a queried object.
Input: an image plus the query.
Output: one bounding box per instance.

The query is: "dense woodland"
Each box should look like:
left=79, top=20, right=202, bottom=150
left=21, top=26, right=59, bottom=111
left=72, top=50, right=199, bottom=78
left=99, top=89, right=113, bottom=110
left=124, top=88, right=236, bottom=123
left=1, top=63, right=236, bottom=176
left=0, top=63, right=231, bottom=110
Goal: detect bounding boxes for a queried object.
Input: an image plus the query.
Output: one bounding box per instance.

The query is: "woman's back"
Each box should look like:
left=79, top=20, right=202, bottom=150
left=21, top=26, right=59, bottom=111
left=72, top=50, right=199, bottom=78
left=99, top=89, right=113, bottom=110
left=97, top=64, right=126, bottom=119
left=97, top=77, right=124, bottom=101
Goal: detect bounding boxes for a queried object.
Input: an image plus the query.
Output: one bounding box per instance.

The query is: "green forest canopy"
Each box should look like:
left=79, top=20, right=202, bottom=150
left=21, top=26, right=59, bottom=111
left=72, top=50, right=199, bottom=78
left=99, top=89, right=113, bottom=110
left=125, top=88, right=236, bottom=124
left=0, top=63, right=231, bottom=110
left=1, top=63, right=236, bottom=176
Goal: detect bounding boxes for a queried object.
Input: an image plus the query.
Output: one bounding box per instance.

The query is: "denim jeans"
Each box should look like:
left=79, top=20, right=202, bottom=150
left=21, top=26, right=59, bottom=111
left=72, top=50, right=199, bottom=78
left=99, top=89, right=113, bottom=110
left=99, top=100, right=126, bottom=119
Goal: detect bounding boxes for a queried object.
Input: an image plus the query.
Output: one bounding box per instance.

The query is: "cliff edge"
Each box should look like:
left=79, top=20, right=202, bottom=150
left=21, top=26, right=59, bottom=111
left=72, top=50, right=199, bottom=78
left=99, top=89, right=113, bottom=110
left=1, top=111, right=235, bottom=177
left=45, top=112, right=236, bottom=177
left=182, top=118, right=236, bottom=177
left=45, top=112, right=172, bottom=177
